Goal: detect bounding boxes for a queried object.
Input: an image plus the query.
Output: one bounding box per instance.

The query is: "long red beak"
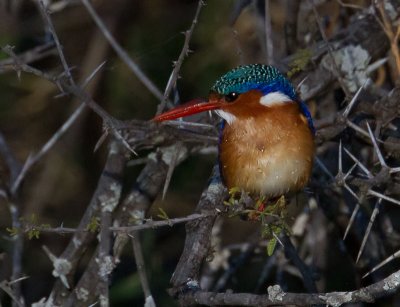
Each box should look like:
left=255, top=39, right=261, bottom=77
left=152, top=98, right=225, bottom=122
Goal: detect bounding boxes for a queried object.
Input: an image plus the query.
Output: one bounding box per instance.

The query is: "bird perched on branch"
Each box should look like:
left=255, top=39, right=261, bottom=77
left=153, top=64, right=315, bottom=202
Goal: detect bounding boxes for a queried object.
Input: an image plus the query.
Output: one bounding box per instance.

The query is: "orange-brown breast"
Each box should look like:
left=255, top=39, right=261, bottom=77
left=219, top=102, right=314, bottom=197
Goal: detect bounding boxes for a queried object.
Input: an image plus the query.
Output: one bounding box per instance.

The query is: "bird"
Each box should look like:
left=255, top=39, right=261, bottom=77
left=153, top=64, right=315, bottom=202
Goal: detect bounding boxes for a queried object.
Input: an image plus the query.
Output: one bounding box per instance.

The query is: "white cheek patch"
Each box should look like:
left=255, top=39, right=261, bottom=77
left=215, top=110, right=237, bottom=125
left=259, top=92, right=292, bottom=107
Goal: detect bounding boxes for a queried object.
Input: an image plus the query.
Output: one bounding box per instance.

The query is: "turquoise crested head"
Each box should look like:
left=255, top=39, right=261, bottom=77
left=211, top=64, right=314, bottom=133
left=210, top=64, right=297, bottom=101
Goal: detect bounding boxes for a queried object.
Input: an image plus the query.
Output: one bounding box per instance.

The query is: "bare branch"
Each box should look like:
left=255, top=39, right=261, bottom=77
left=37, top=1, right=76, bottom=86
left=178, top=267, right=400, bottom=305
left=281, top=235, right=318, bottom=293
left=50, top=142, right=127, bottom=305
left=131, top=234, right=156, bottom=307
left=0, top=43, right=55, bottom=73
left=170, top=165, right=227, bottom=292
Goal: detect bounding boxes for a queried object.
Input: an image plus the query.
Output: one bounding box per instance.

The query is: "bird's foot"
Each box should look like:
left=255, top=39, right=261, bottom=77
left=248, top=195, right=286, bottom=220
left=256, top=196, right=267, bottom=212
left=224, top=191, right=290, bottom=255
left=224, top=190, right=286, bottom=220
left=247, top=196, right=267, bottom=220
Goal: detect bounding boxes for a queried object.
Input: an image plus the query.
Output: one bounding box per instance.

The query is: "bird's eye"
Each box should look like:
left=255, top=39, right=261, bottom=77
left=224, top=92, right=239, bottom=102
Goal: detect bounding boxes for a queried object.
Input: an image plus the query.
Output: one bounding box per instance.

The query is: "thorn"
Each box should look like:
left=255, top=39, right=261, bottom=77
left=366, top=122, right=387, bottom=167
left=342, top=81, right=367, bottom=118
left=343, top=147, right=372, bottom=178
left=343, top=203, right=360, bottom=240
left=368, top=190, right=400, bottom=206
left=346, top=120, right=382, bottom=142
left=315, top=157, right=334, bottom=179
left=356, top=199, right=381, bottom=263
left=344, top=163, right=357, bottom=180
left=296, top=76, right=309, bottom=91
left=94, top=130, right=109, bottom=153
left=344, top=183, right=360, bottom=201
left=112, top=128, right=138, bottom=156
left=42, top=245, right=71, bottom=289
left=82, top=60, right=107, bottom=88
left=54, top=92, right=68, bottom=99
left=272, top=232, right=284, bottom=248
left=162, top=144, right=183, bottom=200
left=362, top=249, right=400, bottom=279
left=390, top=167, right=400, bottom=174
left=8, top=276, right=30, bottom=285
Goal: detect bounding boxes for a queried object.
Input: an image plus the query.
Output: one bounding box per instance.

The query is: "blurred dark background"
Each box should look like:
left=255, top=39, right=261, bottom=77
left=2, top=0, right=400, bottom=306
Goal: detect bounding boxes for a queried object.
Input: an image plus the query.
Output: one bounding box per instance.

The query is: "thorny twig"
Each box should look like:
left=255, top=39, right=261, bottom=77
left=178, top=266, right=400, bottom=305
left=308, top=0, right=352, bottom=98
left=0, top=43, right=55, bottom=73
left=0, top=43, right=110, bottom=196
left=13, top=212, right=217, bottom=235
left=38, top=0, right=76, bottom=86
left=156, top=0, right=205, bottom=115
left=131, top=233, right=156, bottom=307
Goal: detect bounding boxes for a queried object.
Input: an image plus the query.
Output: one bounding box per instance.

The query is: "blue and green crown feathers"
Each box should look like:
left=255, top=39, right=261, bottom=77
left=211, top=64, right=297, bottom=100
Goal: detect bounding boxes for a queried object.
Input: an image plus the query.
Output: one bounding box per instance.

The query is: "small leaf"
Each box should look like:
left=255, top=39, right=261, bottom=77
left=267, top=237, right=278, bottom=256
left=228, top=187, right=241, bottom=196
left=157, top=208, right=169, bottom=220
left=28, top=229, right=40, bottom=240
left=6, top=227, right=19, bottom=236
left=86, top=216, right=100, bottom=233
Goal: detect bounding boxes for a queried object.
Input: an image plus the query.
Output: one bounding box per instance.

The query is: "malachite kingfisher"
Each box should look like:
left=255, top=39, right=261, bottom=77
left=153, top=64, right=315, bottom=200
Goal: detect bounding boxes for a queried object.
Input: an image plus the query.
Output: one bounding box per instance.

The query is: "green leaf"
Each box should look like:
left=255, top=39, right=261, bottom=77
left=28, top=229, right=40, bottom=240
left=157, top=207, right=169, bottom=220
left=86, top=216, right=100, bottom=233
left=267, top=237, right=277, bottom=256
left=6, top=227, right=19, bottom=237
left=228, top=187, right=241, bottom=195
